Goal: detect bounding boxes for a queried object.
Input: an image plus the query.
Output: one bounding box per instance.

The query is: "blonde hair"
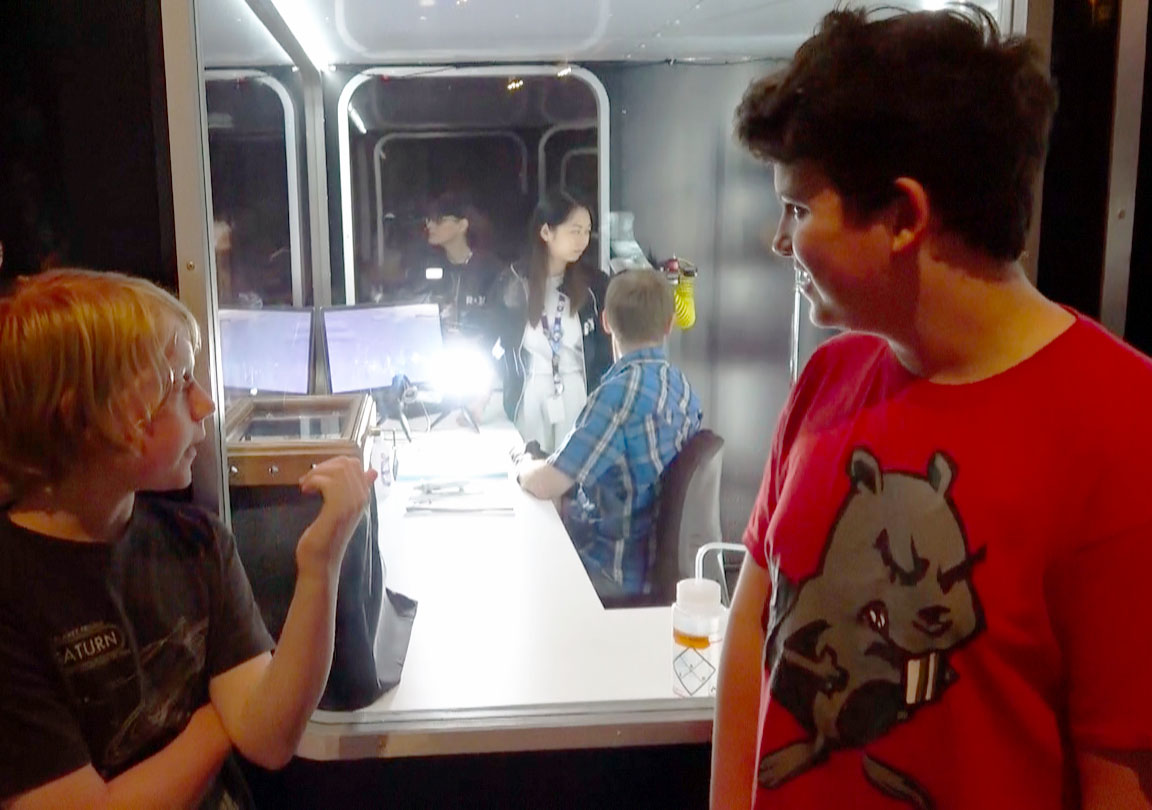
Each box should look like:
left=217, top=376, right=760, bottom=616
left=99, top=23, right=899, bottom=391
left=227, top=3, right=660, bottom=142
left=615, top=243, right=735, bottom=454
left=0, top=269, right=201, bottom=499
left=604, top=269, right=674, bottom=346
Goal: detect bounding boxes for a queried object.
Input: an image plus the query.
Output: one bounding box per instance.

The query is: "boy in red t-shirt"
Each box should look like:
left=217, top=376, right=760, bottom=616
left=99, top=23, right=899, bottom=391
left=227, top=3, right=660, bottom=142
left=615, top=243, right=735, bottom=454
left=711, top=7, right=1152, bottom=810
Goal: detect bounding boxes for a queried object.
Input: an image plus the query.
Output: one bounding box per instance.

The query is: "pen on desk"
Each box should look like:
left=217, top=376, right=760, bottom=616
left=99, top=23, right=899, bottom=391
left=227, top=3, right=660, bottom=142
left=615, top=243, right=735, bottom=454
left=415, top=480, right=473, bottom=494
left=391, top=430, right=399, bottom=481
left=404, top=505, right=514, bottom=515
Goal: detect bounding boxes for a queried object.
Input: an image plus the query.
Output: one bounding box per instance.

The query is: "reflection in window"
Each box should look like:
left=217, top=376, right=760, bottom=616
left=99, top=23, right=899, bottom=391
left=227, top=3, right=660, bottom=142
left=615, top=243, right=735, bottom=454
left=205, top=72, right=303, bottom=308
left=339, top=71, right=602, bottom=307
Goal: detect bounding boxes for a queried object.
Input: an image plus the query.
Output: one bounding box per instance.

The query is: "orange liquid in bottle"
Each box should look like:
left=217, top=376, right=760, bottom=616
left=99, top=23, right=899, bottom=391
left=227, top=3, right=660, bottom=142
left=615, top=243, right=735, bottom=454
left=673, top=628, right=712, bottom=650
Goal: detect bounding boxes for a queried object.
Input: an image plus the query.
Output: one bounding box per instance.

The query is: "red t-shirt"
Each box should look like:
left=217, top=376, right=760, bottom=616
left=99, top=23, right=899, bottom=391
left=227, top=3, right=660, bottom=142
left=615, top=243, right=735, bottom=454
left=742, top=314, right=1152, bottom=808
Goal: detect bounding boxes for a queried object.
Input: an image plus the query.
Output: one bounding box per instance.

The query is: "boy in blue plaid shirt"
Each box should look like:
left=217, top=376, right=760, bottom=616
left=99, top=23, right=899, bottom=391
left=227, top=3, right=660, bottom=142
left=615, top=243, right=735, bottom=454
left=515, top=269, right=702, bottom=601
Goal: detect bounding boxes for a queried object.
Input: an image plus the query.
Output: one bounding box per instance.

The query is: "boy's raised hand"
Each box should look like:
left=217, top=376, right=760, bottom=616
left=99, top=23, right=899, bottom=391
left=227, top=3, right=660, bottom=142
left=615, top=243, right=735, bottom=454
left=294, top=456, right=378, bottom=577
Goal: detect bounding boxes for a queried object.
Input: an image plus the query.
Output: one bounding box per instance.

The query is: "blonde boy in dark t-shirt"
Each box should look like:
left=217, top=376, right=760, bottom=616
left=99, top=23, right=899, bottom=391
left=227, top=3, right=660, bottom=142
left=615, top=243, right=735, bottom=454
left=0, top=269, right=376, bottom=809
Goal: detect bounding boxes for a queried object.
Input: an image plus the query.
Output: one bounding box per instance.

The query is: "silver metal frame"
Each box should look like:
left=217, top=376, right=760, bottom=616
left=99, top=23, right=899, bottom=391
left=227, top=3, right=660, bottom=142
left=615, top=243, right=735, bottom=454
left=1013, top=0, right=1054, bottom=284
left=172, top=0, right=338, bottom=517
left=301, top=72, right=333, bottom=307
left=339, top=66, right=611, bottom=305
left=1001, top=0, right=1146, bottom=333
left=1000, top=0, right=1027, bottom=35
left=300, top=698, right=714, bottom=760
left=160, top=0, right=229, bottom=519
left=371, top=130, right=530, bottom=268
left=537, top=121, right=597, bottom=198
left=204, top=70, right=305, bottom=307
left=332, top=0, right=613, bottom=64
left=790, top=279, right=801, bottom=385
left=1100, top=0, right=1147, bottom=335
left=243, top=0, right=334, bottom=308
left=558, top=146, right=599, bottom=198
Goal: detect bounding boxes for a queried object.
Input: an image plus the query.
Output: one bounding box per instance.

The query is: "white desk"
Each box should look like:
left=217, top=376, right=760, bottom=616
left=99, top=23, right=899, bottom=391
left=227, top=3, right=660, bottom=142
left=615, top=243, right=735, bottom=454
left=298, top=423, right=714, bottom=760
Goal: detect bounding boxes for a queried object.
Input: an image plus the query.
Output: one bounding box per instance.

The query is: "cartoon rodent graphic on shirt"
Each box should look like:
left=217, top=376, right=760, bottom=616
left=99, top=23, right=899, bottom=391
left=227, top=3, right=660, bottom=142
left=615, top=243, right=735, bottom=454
left=759, top=448, right=986, bottom=809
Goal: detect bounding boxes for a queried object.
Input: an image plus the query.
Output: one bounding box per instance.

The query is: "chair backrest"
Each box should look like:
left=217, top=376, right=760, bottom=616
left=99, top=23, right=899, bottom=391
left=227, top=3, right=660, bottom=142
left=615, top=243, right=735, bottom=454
left=650, top=428, right=725, bottom=603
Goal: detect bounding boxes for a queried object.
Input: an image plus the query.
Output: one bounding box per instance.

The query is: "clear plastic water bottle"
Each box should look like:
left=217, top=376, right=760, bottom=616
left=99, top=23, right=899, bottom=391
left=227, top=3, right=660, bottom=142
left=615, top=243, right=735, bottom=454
left=672, top=578, right=727, bottom=697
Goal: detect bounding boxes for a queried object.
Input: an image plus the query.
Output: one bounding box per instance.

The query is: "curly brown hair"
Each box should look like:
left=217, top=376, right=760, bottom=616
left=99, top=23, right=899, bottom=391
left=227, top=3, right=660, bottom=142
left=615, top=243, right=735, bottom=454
left=735, top=5, right=1057, bottom=260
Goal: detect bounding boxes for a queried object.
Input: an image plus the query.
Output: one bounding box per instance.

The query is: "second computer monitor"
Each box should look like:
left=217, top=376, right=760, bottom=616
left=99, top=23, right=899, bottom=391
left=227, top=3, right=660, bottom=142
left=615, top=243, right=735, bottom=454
left=322, top=303, right=445, bottom=393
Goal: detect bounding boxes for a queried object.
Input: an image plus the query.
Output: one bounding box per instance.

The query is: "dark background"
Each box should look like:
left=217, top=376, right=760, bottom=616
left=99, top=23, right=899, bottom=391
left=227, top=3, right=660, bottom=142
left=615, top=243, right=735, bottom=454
left=0, top=0, right=1147, bottom=805
left=0, top=0, right=174, bottom=291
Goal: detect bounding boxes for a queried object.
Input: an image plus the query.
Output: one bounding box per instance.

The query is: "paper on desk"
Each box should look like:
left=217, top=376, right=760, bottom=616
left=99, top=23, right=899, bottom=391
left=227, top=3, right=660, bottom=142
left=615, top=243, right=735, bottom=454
left=394, top=431, right=512, bottom=482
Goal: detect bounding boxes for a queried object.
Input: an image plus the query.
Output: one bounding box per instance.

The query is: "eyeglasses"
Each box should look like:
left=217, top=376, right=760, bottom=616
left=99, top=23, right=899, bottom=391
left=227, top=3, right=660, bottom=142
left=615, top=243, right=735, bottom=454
left=425, top=215, right=461, bottom=225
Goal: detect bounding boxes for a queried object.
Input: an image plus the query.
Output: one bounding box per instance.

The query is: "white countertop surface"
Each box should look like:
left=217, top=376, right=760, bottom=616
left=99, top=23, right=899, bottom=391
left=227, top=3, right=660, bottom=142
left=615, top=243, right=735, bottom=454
left=298, top=422, right=714, bottom=759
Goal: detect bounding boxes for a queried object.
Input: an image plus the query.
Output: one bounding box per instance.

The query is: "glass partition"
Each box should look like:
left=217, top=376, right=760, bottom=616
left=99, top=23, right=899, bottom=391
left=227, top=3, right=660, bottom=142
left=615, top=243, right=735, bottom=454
left=201, top=70, right=313, bottom=519
left=186, top=0, right=1014, bottom=749
left=337, top=69, right=605, bottom=307
left=204, top=71, right=304, bottom=309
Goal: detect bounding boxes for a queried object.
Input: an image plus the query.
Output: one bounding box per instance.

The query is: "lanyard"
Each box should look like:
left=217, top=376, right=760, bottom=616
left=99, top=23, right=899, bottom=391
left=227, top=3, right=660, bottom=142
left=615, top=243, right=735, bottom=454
left=540, top=294, right=567, bottom=395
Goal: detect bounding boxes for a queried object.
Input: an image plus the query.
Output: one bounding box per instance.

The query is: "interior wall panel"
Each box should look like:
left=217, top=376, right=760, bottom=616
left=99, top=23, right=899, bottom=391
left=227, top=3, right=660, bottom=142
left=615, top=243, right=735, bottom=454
left=593, top=62, right=824, bottom=542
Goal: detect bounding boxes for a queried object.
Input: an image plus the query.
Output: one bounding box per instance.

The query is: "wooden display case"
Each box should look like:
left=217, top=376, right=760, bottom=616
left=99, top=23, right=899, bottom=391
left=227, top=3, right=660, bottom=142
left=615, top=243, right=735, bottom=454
left=224, top=394, right=375, bottom=487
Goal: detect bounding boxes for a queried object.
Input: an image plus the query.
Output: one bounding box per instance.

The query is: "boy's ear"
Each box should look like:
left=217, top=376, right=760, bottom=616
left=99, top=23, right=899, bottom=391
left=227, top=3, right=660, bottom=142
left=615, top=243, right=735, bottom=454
left=664, top=315, right=674, bottom=337
left=114, top=388, right=154, bottom=450
left=600, top=309, right=612, bottom=335
left=890, top=177, right=931, bottom=254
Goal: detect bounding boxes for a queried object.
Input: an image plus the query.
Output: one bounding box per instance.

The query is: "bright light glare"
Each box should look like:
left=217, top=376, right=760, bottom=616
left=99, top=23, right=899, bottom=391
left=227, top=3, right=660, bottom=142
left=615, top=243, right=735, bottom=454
left=432, top=344, right=495, bottom=398
left=920, top=0, right=950, bottom=9
left=268, top=0, right=331, bottom=71
left=349, top=107, right=368, bottom=135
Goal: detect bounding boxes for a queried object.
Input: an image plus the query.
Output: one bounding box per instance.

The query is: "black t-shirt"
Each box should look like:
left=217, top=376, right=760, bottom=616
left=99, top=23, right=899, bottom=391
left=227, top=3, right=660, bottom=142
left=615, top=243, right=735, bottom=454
left=404, top=250, right=503, bottom=342
left=0, top=495, right=274, bottom=807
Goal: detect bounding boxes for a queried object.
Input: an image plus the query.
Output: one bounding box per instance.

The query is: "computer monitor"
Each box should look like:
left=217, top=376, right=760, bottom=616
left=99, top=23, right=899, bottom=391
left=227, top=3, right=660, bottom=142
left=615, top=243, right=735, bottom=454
left=218, top=307, right=313, bottom=395
left=322, top=303, right=445, bottom=393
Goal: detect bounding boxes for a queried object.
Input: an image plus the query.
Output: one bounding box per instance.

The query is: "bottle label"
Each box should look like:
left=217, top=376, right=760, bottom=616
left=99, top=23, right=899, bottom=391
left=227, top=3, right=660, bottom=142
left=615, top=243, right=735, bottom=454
left=673, top=631, right=720, bottom=697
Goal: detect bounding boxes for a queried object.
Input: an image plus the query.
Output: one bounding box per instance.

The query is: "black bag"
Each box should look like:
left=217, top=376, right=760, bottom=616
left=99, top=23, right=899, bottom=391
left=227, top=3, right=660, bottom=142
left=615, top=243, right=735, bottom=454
left=230, top=486, right=416, bottom=711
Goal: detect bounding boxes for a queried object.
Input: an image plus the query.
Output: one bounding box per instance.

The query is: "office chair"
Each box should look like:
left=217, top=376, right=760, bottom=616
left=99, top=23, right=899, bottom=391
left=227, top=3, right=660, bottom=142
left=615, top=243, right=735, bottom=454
left=615, top=428, right=723, bottom=607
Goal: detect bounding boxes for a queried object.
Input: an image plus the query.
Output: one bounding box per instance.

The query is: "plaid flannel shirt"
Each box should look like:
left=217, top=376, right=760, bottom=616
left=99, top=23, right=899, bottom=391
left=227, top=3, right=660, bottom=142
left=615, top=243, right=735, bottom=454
left=550, top=347, right=702, bottom=593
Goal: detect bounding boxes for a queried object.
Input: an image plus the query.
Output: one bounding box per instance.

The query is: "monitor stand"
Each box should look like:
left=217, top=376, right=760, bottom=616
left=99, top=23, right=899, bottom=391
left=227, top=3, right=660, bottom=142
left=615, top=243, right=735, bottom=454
left=372, top=387, right=414, bottom=442
left=429, top=398, right=481, bottom=433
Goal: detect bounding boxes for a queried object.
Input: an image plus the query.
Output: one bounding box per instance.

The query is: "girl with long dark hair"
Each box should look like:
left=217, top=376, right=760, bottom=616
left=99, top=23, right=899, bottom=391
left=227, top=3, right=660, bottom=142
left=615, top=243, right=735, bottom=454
left=488, top=190, right=612, bottom=451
